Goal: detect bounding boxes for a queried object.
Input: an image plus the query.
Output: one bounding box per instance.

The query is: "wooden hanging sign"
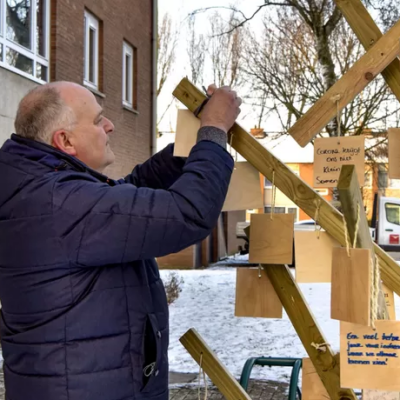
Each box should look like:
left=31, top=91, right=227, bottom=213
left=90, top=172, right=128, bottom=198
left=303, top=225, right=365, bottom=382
left=235, top=268, right=282, bottom=318
left=222, top=163, right=264, bottom=212
left=174, top=109, right=199, bottom=157
left=331, top=247, right=371, bottom=326
left=249, top=213, right=295, bottom=265
left=340, top=320, right=400, bottom=391
left=174, top=109, right=263, bottom=211
left=389, top=128, right=400, bottom=179
left=302, top=358, right=331, bottom=400
left=313, top=136, right=365, bottom=188
left=294, top=231, right=340, bottom=283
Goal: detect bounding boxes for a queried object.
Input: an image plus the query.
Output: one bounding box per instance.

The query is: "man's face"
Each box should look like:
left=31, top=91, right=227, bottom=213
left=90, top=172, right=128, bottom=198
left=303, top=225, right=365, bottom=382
left=57, top=85, right=115, bottom=172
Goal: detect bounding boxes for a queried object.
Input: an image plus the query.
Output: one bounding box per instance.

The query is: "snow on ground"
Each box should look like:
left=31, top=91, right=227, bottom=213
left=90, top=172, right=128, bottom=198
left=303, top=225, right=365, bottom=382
left=161, top=267, right=400, bottom=383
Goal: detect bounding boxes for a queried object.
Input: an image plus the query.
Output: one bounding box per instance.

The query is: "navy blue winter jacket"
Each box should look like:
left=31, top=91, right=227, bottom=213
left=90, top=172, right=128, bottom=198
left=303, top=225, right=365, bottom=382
left=0, top=134, right=234, bottom=400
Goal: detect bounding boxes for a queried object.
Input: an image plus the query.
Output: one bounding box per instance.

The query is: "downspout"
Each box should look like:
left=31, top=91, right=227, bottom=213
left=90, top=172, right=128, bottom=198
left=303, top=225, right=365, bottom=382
left=151, top=0, right=158, bottom=155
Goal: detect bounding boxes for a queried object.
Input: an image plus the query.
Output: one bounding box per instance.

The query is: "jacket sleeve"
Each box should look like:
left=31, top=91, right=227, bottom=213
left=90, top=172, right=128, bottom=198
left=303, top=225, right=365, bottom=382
left=53, top=141, right=234, bottom=266
left=124, top=144, right=186, bottom=189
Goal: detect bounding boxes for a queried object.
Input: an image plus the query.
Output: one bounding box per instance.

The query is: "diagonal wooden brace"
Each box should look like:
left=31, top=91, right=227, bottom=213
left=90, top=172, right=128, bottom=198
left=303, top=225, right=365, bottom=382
left=288, top=18, right=400, bottom=147
left=172, top=78, right=400, bottom=298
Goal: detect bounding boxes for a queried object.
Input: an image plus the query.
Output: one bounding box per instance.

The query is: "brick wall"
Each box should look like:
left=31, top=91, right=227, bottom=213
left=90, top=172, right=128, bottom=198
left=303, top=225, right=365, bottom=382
left=51, top=0, right=153, bottom=179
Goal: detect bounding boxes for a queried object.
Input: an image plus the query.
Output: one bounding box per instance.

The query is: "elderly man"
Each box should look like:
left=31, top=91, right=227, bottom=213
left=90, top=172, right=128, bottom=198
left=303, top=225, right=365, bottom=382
left=0, top=82, right=241, bottom=400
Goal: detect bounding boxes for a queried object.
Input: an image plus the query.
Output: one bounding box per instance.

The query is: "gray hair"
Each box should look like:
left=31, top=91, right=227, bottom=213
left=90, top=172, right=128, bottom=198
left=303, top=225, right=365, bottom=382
left=14, top=85, right=76, bottom=144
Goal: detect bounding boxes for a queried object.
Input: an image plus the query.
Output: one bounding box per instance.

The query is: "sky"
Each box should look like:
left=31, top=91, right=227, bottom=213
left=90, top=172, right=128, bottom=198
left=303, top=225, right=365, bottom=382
left=157, top=0, right=267, bottom=135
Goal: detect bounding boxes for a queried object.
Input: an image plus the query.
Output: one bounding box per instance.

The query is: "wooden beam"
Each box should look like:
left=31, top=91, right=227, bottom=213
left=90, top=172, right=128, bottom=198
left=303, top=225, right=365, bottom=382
left=287, top=18, right=400, bottom=147
left=264, top=264, right=357, bottom=400
left=337, top=165, right=388, bottom=320
left=179, top=329, right=252, bottom=400
left=335, top=0, right=400, bottom=104
left=172, top=78, right=400, bottom=297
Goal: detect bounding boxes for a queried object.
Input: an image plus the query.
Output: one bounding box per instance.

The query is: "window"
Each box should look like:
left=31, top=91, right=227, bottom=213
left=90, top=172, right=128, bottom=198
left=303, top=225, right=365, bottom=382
left=84, top=10, right=99, bottom=89
left=122, top=41, right=136, bottom=109
left=0, top=0, right=49, bottom=82
left=386, top=203, right=400, bottom=226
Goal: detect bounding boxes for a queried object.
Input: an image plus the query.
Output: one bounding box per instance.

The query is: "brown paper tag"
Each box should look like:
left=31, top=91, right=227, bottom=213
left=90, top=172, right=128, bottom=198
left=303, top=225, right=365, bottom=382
left=389, top=128, right=400, bottom=180
left=222, top=163, right=263, bottom=212
left=313, top=136, right=365, bottom=188
left=235, top=268, right=282, bottom=318
left=294, top=231, right=340, bottom=283
left=249, top=213, right=294, bottom=264
left=331, top=247, right=371, bottom=326
left=341, top=321, right=400, bottom=391
left=302, top=358, right=331, bottom=399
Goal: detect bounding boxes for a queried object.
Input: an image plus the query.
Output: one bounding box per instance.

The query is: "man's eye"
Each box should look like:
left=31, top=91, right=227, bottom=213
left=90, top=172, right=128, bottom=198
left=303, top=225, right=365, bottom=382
left=96, top=116, right=103, bottom=124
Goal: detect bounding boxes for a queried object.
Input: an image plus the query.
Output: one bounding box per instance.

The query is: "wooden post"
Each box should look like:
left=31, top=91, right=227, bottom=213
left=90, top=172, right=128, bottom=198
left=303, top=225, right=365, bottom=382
left=337, top=165, right=388, bottom=320
left=264, top=264, right=357, bottom=400
left=180, top=329, right=252, bottom=400
left=334, top=0, right=400, bottom=103
left=172, top=78, right=400, bottom=297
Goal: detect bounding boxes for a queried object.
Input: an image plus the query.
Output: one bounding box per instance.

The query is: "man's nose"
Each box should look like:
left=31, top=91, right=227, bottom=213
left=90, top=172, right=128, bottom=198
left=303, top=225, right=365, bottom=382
left=104, top=117, right=115, bottom=134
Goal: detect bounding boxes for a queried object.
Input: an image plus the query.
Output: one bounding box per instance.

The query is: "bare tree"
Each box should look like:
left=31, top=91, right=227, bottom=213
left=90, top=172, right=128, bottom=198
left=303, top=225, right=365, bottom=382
left=192, top=0, right=400, bottom=137
left=241, top=6, right=399, bottom=140
left=186, top=16, right=206, bottom=85
left=207, top=12, right=244, bottom=88
left=157, top=13, right=177, bottom=97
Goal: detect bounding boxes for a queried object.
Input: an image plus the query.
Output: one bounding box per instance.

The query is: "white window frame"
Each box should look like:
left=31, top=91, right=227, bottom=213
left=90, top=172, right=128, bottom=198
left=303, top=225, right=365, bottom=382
left=122, top=41, right=134, bottom=108
left=84, top=10, right=99, bottom=90
left=0, top=0, right=50, bottom=83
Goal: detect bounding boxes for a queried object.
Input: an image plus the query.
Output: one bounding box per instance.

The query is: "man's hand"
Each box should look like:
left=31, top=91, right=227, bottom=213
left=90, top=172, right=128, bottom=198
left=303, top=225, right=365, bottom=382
left=200, top=85, right=242, bottom=134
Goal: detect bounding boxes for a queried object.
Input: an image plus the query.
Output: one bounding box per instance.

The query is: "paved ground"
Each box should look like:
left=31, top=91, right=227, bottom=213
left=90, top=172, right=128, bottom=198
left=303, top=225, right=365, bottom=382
left=169, top=372, right=290, bottom=400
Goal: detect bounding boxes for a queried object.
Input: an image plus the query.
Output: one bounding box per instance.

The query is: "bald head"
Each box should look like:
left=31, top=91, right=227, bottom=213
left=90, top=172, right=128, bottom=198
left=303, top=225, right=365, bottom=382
left=14, top=81, right=83, bottom=144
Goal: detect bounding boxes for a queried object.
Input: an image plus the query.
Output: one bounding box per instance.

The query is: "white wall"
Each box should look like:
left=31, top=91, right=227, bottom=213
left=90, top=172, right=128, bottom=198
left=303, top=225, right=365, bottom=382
left=0, top=68, right=39, bottom=145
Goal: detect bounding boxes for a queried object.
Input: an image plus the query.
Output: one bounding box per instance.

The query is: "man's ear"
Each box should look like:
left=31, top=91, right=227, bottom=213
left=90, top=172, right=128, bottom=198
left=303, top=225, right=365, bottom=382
left=52, top=130, right=77, bottom=156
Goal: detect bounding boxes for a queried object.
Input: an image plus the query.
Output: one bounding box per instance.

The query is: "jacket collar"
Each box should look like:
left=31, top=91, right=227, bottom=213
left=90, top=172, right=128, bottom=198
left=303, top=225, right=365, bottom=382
left=1, top=134, right=115, bottom=185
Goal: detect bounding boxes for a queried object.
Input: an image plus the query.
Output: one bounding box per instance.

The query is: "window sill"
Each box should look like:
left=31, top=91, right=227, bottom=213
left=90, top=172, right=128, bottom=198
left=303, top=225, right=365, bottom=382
left=84, top=84, right=106, bottom=99
left=123, top=105, right=139, bottom=115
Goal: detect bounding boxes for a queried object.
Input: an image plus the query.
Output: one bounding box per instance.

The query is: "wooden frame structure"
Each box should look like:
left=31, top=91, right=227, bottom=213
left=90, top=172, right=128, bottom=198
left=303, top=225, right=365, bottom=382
left=174, top=0, right=400, bottom=398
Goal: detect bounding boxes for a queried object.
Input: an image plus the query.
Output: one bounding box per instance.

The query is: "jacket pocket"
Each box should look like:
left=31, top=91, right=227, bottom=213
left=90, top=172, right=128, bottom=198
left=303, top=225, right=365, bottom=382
left=141, top=313, right=162, bottom=392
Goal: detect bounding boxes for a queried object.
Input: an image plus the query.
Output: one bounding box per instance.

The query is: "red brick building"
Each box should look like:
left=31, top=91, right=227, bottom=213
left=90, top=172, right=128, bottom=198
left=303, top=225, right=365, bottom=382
left=0, top=0, right=157, bottom=178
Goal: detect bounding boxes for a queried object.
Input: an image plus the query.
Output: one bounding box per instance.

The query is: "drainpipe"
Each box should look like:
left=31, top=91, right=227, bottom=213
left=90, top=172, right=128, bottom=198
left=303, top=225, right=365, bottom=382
left=151, top=0, right=158, bottom=155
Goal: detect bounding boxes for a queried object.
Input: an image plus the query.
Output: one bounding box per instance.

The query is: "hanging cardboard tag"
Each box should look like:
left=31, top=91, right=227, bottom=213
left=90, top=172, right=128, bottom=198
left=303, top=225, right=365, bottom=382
left=389, top=128, right=400, bottom=179
left=249, top=213, right=294, bottom=264
left=302, top=358, right=331, bottom=400
left=174, top=109, right=199, bottom=157
left=383, top=283, right=397, bottom=320
left=363, top=389, right=400, bottom=400
left=235, top=268, right=282, bottom=318
left=313, top=136, right=365, bottom=188
left=222, top=163, right=263, bottom=212
left=331, top=247, right=371, bottom=326
left=294, top=231, right=340, bottom=283
left=340, top=321, right=400, bottom=391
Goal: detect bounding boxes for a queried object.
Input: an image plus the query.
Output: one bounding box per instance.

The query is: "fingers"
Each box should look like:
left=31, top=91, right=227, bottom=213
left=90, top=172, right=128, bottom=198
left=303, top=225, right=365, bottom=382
left=206, top=84, right=217, bottom=96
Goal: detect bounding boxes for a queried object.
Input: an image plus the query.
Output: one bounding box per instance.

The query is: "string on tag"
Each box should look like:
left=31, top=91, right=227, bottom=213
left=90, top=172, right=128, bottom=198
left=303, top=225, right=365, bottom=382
left=314, top=199, right=322, bottom=239
left=270, top=170, right=276, bottom=220
left=370, top=254, right=381, bottom=330
left=198, top=353, right=208, bottom=400
left=258, top=264, right=263, bottom=278
left=229, top=133, right=237, bottom=170
left=342, top=203, right=360, bottom=257
left=331, top=94, right=341, bottom=144
left=311, top=342, right=330, bottom=353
